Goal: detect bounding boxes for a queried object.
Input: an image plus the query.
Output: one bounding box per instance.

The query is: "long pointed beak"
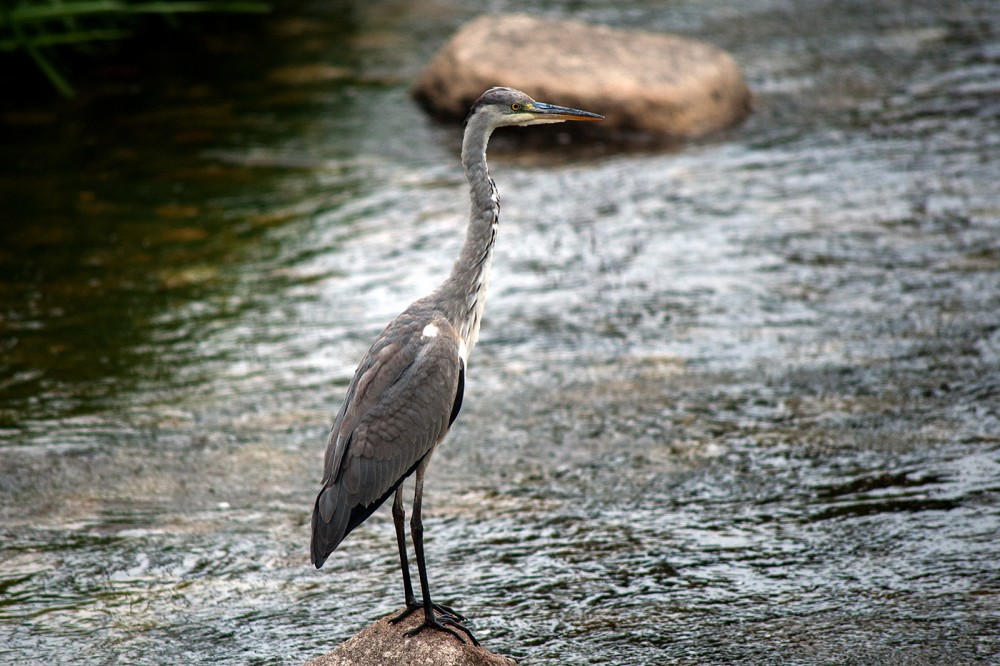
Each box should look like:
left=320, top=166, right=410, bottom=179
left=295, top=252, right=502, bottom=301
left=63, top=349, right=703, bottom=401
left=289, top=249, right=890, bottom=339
left=526, top=101, right=604, bottom=122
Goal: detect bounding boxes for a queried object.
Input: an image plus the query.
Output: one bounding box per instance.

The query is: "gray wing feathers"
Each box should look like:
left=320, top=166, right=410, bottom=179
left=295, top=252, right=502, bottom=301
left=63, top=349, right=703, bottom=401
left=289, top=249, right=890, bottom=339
left=316, top=481, right=349, bottom=546
left=311, top=314, right=463, bottom=567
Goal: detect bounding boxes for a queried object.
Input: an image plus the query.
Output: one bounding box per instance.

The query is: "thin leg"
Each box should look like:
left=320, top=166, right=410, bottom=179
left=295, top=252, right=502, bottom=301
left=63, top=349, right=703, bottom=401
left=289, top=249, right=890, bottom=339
left=393, top=486, right=417, bottom=607
left=404, top=462, right=479, bottom=646
left=389, top=483, right=466, bottom=625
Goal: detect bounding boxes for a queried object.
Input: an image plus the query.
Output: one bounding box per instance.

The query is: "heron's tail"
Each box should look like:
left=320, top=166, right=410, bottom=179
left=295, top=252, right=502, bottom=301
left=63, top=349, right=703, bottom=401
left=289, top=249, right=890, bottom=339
left=310, top=474, right=410, bottom=569
left=311, top=483, right=351, bottom=568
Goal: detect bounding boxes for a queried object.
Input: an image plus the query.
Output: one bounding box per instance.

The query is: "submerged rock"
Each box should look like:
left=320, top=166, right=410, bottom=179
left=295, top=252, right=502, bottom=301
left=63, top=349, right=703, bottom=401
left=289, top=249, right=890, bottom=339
left=413, top=14, right=751, bottom=139
left=304, top=609, right=517, bottom=666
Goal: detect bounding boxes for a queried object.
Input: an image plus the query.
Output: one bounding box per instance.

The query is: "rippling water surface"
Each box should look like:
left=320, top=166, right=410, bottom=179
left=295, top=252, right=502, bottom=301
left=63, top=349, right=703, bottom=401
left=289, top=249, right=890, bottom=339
left=2, top=1, right=999, bottom=664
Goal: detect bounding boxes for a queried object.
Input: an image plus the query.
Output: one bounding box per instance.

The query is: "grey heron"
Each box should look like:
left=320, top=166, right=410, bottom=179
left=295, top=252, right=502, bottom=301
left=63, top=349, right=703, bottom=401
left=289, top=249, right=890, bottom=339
left=310, top=87, right=603, bottom=644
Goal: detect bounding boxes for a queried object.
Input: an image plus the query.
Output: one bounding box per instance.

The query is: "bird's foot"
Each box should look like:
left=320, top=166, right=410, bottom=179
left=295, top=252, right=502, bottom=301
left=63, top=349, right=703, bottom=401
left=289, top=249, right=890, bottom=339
left=390, top=600, right=466, bottom=624
left=404, top=612, right=479, bottom=647
left=429, top=601, right=466, bottom=622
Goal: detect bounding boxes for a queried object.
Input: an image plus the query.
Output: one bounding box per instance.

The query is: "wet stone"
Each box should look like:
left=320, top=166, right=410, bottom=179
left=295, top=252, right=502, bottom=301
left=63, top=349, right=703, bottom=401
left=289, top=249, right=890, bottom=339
left=413, top=14, right=751, bottom=138
left=304, top=610, right=516, bottom=666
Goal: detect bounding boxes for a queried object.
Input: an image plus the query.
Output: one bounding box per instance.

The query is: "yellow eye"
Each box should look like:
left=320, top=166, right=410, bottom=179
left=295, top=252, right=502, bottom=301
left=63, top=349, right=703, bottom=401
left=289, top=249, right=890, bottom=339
left=510, top=103, right=521, bottom=111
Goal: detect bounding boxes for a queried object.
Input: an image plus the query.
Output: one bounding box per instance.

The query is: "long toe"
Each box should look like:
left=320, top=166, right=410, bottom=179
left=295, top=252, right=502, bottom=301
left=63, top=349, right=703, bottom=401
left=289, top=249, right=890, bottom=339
left=432, top=601, right=466, bottom=622
left=438, top=615, right=479, bottom=647
left=392, top=600, right=465, bottom=624
left=404, top=613, right=478, bottom=646
left=389, top=605, right=418, bottom=625
left=391, top=601, right=463, bottom=625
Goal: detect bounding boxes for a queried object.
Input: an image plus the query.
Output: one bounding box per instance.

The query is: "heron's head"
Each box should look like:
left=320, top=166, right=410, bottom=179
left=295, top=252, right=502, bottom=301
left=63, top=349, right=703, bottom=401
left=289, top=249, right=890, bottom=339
left=465, top=87, right=604, bottom=130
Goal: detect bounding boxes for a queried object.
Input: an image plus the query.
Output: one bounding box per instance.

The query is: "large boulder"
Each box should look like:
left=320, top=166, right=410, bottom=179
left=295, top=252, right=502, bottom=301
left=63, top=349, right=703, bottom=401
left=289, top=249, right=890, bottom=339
left=304, top=609, right=517, bottom=666
left=413, top=14, right=751, bottom=139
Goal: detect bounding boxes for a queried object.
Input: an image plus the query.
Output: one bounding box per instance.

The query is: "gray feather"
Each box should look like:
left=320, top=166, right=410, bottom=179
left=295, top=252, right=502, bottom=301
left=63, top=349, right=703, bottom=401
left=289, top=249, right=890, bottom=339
left=310, top=312, right=464, bottom=567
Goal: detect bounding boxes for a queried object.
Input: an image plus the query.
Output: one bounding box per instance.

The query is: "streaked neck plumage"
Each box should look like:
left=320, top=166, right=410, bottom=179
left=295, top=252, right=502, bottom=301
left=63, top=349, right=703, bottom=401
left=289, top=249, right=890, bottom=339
left=433, top=111, right=500, bottom=359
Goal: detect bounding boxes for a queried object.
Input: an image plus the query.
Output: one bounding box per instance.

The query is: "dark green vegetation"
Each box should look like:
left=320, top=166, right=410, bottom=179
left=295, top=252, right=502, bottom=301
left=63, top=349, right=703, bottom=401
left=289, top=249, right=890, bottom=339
left=0, top=0, right=269, bottom=96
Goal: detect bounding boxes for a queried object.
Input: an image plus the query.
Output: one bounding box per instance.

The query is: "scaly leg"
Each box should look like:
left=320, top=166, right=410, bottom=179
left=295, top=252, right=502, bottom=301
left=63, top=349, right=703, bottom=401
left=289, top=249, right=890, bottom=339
left=392, top=485, right=417, bottom=609
left=403, top=461, right=478, bottom=646
left=389, top=479, right=465, bottom=625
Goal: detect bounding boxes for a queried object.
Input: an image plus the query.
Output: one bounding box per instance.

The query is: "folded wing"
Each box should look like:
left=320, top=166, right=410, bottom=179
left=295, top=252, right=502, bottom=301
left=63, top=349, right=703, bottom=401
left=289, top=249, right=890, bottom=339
left=310, top=313, right=465, bottom=568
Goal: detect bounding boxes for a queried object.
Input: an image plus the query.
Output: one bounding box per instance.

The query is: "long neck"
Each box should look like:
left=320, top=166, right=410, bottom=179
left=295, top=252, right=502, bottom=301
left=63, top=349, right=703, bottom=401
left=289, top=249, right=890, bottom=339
left=434, top=114, right=499, bottom=358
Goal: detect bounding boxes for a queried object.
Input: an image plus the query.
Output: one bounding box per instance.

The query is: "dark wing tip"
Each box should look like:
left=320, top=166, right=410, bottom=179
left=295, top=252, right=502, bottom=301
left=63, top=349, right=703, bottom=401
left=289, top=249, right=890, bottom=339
left=310, top=488, right=344, bottom=569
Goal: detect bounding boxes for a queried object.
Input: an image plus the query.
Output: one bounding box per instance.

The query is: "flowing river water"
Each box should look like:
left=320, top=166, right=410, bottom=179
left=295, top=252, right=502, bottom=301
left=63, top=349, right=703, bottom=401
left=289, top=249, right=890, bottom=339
left=1, top=0, right=999, bottom=664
